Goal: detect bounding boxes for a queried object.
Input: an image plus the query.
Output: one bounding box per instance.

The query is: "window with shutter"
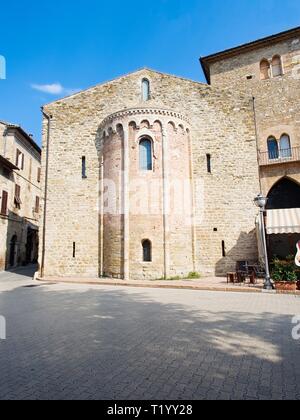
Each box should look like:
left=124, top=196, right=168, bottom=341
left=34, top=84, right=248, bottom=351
left=14, top=185, right=21, bottom=208
left=35, top=196, right=40, bottom=213
left=16, top=149, right=25, bottom=169
left=1, top=191, right=8, bottom=216
left=16, top=149, right=21, bottom=167
left=37, top=168, right=41, bottom=183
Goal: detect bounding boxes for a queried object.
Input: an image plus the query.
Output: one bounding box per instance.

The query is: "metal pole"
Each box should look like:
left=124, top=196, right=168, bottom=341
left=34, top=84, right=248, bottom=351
left=260, top=208, right=274, bottom=290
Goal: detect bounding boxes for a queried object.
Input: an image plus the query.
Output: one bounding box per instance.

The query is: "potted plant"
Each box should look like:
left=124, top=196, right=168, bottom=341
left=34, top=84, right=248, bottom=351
left=271, top=256, right=298, bottom=291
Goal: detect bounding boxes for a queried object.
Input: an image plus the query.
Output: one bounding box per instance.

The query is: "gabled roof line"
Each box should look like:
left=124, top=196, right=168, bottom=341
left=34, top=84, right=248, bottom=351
left=43, top=67, right=208, bottom=107
left=0, top=120, right=41, bottom=154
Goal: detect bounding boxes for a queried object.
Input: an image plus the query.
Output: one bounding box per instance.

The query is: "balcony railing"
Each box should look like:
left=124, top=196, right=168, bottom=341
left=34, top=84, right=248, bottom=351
left=259, top=147, right=300, bottom=166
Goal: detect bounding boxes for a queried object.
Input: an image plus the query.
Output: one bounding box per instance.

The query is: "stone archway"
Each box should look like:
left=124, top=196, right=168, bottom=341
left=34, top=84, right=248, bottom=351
left=266, top=177, right=300, bottom=210
left=266, top=178, right=300, bottom=258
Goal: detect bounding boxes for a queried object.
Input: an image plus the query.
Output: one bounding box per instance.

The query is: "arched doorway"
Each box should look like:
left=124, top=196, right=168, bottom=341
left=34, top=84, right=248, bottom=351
left=266, top=178, right=300, bottom=258
left=266, top=178, right=300, bottom=210
left=9, top=235, right=17, bottom=267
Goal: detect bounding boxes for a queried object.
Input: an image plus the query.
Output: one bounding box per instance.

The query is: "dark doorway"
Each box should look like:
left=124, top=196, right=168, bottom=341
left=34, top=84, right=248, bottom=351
left=9, top=235, right=17, bottom=267
left=266, top=178, right=300, bottom=210
left=26, top=228, right=34, bottom=264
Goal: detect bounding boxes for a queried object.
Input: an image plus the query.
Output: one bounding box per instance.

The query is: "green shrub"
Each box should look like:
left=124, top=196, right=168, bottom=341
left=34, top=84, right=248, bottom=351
left=187, top=272, right=202, bottom=279
left=271, top=256, right=298, bottom=283
left=168, top=276, right=182, bottom=281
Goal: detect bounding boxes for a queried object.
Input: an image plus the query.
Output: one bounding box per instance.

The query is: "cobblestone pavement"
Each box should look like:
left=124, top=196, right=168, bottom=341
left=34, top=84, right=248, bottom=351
left=0, top=267, right=299, bottom=400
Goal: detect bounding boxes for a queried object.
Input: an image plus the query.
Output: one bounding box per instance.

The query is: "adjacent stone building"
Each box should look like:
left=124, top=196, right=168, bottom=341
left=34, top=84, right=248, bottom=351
left=0, top=122, right=41, bottom=271
left=39, top=27, right=300, bottom=280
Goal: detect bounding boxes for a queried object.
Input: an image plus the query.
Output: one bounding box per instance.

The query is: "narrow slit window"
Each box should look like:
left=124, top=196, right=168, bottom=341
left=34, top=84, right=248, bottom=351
left=206, top=154, right=212, bottom=173
left=142, top=240, right=152, bottom=262
left=222, top=241, right=226, bottom=258
left=73, top=242, right=76, bottom=258
left=142, top=79, right=150, bottom=101
left=82, top=156, right=87, bottom=178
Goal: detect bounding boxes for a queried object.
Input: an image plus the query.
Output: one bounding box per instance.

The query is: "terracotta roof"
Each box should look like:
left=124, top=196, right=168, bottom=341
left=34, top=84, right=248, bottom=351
left=200, top=26, right=300, bottom=83
left=0, top=120, right=41, bottom=154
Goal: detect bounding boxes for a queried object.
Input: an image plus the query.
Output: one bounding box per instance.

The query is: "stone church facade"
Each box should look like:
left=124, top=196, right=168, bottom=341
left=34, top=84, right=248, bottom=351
left=39, top=27, right=300, bottom=280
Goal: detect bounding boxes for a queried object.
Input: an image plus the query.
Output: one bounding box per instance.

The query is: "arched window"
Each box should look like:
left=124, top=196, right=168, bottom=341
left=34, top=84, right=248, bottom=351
left=280, top=134, right=292, bottom=158
left=139, top=138, right=153, bottom=171
left=142, top=79, right=150, bottom=101
left=267, top=137, right=279, bottom=160
left=272, top=55, right=283, bottom=78
left=260, top=59, right=270, bottom=80
left=142, top=240, right=152, bottom=262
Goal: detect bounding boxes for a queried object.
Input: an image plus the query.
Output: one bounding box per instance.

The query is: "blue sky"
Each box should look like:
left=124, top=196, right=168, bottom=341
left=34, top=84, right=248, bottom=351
left=0, top=0, right=299, bottom=145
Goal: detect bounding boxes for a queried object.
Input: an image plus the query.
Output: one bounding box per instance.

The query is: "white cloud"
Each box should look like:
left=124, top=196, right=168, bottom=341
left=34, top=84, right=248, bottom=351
left=31, top=83, right=81, bottom=96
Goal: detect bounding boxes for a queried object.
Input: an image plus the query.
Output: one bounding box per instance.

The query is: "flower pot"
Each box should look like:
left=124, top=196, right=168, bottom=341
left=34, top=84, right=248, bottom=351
left=275, top=282, right=297, bottom=291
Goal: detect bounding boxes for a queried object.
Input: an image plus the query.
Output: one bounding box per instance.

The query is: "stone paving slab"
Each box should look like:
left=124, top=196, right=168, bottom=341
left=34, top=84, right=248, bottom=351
left=1, top=267, right=300, bottom=400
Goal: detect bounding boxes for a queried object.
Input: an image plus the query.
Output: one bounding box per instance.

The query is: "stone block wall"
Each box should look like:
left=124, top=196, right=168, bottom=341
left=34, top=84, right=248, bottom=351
left=40, top=68, right=260, bottom=279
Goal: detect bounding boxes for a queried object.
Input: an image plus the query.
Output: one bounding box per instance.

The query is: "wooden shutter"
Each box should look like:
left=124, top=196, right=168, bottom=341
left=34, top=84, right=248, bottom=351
left=16, top=149, right=20, bottom=166
left=14, top=185, right=21, bottom=208
left=21, top=153, right=25, bottom=170
left=1, top=191, right=8, bottom=215
left=15, top=184, right=20, bottom=199
left=37, top=168, right=41, bottom=183
left=35, top=196, right=40, bottom=213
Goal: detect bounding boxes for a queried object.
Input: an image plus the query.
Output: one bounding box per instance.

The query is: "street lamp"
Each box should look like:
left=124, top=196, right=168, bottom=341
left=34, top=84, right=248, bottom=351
left=254, top=193, right=275, bottom=290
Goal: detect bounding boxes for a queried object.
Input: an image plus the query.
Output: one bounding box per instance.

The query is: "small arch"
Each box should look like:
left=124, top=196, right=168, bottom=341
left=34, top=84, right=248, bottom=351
left=279, top=134, right=292, bottom=158
left=116, top=123, right=124, bottom=133
left=153, top=120, right=162, bottom=133
left=129, top=121, right=137, bottom=132
left=267, top=137, right=279, bottom=160
left=167, top=121, right=176, bottom=133
left=142, top=239, right=152, bottom=262
left=142, top=78, right=151, bottom=101
left=178, top=124, right=185, bottom=134
left=140, top=120, right=150, bottom=129
left=260, top=59, right=270, bottom=80
left=139, top=137, right=153, bottom=171
left=272, top=55, right=283, bottom=77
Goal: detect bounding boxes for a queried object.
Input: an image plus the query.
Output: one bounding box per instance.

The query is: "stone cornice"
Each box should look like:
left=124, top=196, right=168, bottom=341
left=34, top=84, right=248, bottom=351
left=100, top=107, right=190, bottom=129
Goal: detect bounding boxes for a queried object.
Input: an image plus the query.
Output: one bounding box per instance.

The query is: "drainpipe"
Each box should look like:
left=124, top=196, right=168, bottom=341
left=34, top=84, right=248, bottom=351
left=252, top=97, right=263, bottom=193
left=40, top=108, right=52, bottom=278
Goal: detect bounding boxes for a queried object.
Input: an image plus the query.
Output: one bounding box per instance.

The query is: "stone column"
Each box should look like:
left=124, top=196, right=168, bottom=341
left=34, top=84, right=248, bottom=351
left=162, top=123, right=170, bottom=279
left=99, top=154, right=104, bottom=277
left=123, top=126, right=130, bottom=280
left=187, top=130, right=197, bottom=272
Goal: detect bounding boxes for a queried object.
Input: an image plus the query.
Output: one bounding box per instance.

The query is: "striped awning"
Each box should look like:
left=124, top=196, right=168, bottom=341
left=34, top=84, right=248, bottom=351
left=266, top=208, right=300, bottom=235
